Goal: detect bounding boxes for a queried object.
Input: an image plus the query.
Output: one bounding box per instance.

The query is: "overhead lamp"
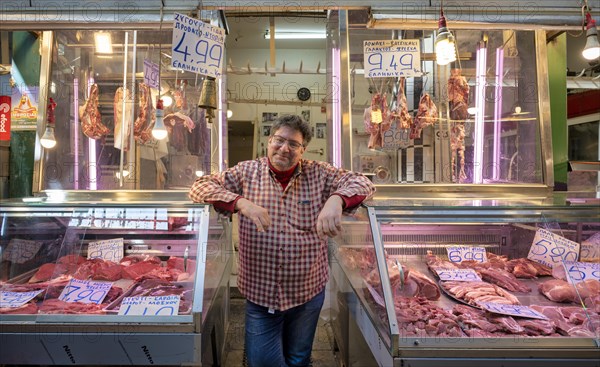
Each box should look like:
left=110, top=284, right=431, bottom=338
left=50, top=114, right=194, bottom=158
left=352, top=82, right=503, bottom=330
left=264, top=30, right=326, bottom=40
left=582, top=10, right=600, bottom=60
left=94, top=32, right=113, bottom=55
left=152, top=99, right=168, bottom=140
left=434, top=7, right=457, bottom=66
left=40, top=98, right=57, bottom=149
left=162, top=94, right=173, bottom=107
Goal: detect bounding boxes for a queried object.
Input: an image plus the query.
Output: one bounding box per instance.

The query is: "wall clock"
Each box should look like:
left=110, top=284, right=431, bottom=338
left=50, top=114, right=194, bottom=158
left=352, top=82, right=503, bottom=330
left=297, top=87, right=311, bottom=101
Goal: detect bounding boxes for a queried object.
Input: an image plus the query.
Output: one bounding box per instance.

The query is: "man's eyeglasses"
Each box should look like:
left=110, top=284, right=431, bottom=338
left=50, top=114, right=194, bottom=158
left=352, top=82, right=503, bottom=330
left=270, top=135, right=304, bottom=151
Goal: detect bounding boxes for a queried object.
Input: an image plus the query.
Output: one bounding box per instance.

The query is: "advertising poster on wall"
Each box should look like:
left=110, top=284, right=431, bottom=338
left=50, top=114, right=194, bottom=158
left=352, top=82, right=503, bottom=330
left=0, top=95, right=10, bottom=142
left=11, top=85, right=38, bottom=130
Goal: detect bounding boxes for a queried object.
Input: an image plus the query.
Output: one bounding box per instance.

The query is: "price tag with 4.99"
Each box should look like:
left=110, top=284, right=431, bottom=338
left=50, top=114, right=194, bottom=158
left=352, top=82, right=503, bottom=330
left=58, top=278, right=112, bottom=304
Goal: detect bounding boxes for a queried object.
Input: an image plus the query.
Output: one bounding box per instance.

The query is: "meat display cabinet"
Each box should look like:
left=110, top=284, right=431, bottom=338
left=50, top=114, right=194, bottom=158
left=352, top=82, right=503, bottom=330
left=329, top=194, right=600, bottom=367
left=0, top=190, right=232, bottom=366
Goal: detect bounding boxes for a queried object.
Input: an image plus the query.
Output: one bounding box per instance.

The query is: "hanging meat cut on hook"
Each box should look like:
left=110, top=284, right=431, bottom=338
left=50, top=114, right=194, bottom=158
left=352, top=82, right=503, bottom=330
left=447, top=69, right=470, bottom=182
left=80, top=83, right=109, bottom=140
left=410, top=93, right=437, bottom=140
left=391, top=77, right=413, bottom=130
left=363, top=92, right=391, bottom=149
left=134, top=82, right=156, bottom=144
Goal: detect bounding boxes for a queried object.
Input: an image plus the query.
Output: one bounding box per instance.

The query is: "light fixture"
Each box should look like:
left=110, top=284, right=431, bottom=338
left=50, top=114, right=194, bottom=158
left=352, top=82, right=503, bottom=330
left=152, top=99, right=168, bottom=140
left=40, top=98, right=57, bottom=149
left=434, top=5, right=457, bottom=66
left=582, top=10, right=600, bottom=60
left=195, top=170, right=204, bottom=177
left=94, top=32, right=113, bottom=55
left=162, top=94, right=173, bottom=107
left=264, top=30, right=326, bottom=40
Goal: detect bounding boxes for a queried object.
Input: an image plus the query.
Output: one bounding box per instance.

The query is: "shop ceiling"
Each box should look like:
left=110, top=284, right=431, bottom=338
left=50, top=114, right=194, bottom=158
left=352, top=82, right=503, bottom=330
left=0, top=1, right=597, bottom=30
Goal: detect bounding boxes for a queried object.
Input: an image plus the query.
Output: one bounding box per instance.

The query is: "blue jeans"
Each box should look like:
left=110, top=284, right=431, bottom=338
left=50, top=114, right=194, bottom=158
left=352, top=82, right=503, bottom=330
left=245, top=289, right=325, bottom=367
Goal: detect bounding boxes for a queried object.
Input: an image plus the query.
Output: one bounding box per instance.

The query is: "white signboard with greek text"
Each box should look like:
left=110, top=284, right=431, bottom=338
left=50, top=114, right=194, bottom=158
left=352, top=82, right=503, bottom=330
left=364, top=40, right=422, bottom=78
left=562, top=261, right=600, bottom=284
left=478, top=302, right=548, bottom=320
left=0, top=290, right=43, bottom=308
left=528, top=229, right=579, bottom=268
left=143, top=59, right=160, bottom=89
left=59, top=279, right=113, bottom=304
left=118, top=295, right=181, bottom=316
left=87, top=238, right=124, bottom=263
left=436, top=268, right=482, bottom=282
left=2, top=238, right=43, bottom=264
left=172, top=13, right=225, bottom=77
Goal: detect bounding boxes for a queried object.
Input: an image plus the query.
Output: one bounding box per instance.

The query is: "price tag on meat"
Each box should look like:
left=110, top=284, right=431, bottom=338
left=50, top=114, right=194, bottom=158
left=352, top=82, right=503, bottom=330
left=436, top=268, right=482, bottom=282
left=171, top=13, right=225, bottom=77
left=528, top=229, right=579, bottom=268
left=382, top=125, right=410, bottom=149
left=118, top=295, right=181, bottom=316
left=478, top=302, right=548, bottom=320
left=143, top=59, right=160, bottom=89
left=562, top=261, right=600, bottom=284
left=58, top=278, right=112, bottom=304
left=0, top=290, right=43, bottom=308
left=2, top=238, right=43, bottom=264
left=87, top=238, right=124, bottom=263
left=364, top=40, right=422, bottom=78
left=447, top=246, right=487, bottom=263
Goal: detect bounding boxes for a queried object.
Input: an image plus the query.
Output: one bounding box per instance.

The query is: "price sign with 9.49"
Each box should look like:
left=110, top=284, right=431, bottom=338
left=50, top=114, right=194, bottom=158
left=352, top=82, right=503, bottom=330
left=58, top=278, right=112, bottom=304
left=171, top=13, right=225, bottom=78
left=527, top=228, right=579, bottom=268
left=364, top=39, right=422, bottom=78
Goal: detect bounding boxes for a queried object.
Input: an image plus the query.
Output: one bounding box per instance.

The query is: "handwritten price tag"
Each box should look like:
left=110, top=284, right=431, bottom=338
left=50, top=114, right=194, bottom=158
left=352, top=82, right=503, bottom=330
left=478, top=302, right=548, bottom=320
left=436, top=268, right=482, bottom=282
left=580, top=233, right=600, bottom=262
left=382, top=125, right=410, bottom=149
left=58, top=278, right=112, bottom=304
left=528, top=229, right=579, bottom=268
left=2, top=238, right=43, bottom=264
left=447, top=246, right=487, bottom=263
left=0, top=290, right=43, bottom=308
left=87, top=238, right=124, bottom=263
left=143, top=59, right=159, bottom=89
left=364, top=39, right=422, bottom=78
left=118, top=295, right=181, bottom=316
left=562, top=261, right=600, bottom=284
left=171, top=13, right=225, bottom=77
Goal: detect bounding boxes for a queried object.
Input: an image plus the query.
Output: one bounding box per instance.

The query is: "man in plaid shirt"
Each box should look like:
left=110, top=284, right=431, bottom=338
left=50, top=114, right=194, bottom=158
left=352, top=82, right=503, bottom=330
left=190, top=114, right=375, bottom=367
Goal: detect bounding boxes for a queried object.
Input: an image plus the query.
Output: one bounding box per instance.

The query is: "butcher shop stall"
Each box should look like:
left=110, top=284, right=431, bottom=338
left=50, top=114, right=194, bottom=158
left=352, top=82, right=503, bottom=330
left=0, top=190, right=232, bottom=366
left=325, top=8, right=600, bottom=367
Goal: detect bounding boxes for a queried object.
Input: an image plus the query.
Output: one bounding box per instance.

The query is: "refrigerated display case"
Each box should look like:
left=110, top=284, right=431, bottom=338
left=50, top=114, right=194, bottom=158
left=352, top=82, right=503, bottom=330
left=330, top=194, right=600, bottom=367
left=0, top=190, right=232, bottom=366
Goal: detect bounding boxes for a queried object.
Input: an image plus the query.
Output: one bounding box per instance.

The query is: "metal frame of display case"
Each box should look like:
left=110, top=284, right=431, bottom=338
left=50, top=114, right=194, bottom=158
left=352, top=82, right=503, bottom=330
left=330, top=196, right=600, bottom=367
left=0, top=190, right=232, bottom=366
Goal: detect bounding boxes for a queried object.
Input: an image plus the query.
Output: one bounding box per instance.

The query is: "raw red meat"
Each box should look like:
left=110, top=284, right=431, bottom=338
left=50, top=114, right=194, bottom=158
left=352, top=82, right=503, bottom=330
left=134, top=82, right=156, bottom=144
left=28, top=263, right=68, bottom=283
left=0, top=303, right=38, bottom=314
left=80, top=83, right=109, bottom=140
left=410, top=93, right=437, bottom=140
left=538, top=279, right=577, bottom=303
left=38, top=299, right=105, bottom=314
left=167, top=256, right=196, bottom=274
left=121, top=260, right=161, bottom=280
left=73, top=258, right=122, bottom=281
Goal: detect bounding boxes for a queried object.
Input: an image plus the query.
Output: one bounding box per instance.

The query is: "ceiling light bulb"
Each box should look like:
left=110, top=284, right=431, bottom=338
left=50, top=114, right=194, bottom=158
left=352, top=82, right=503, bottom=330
left=40, top=125, right=57, bottom=149
left=434, top=11, right=457, bottom=66
left=152, top=99, right=168, bottom=140
left=227, top=109, right=233, bottom=118
left=162, top=95, right=173, bottom=107
left=467, top=106, right=477, bottom=115
left=94, top=32, right=113, bottom=54
left=582, top=15, right=600, bottom=60
left=514, top=105, right=522, bottom=114
left=195, top=170, right=204, bottom=177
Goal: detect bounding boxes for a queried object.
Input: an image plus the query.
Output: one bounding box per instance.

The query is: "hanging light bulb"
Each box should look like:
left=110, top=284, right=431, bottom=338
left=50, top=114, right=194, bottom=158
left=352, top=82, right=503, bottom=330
left=434, top=7, right=457, bottom=66
left=152, top=98, right=168, bottom=140
left=40, top=98, right=57, bottom=149
left=582, top=11, right=600, bottom=60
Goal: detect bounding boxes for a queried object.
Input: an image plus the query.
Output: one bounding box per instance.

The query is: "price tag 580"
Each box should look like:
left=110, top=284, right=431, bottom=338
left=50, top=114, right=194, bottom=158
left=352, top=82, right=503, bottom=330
left=528, top=229, right=580, bottom=268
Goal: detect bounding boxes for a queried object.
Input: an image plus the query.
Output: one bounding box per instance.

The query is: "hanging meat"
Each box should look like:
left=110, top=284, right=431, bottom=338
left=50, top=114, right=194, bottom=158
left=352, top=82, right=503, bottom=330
left=391, top=77, right=413, bottom=130
left=134, top=82, right=156, bottom=144
left=80, top=83, right=109, bottom=140
left=363, top=92, right=391, bottom=149
left=447, top=69, right=470, bottom=182
left=410, top=93, right=437, bottom=140
left=164, top=112, right=195, bottom=151
left=113, top=86, right=133, bottom=151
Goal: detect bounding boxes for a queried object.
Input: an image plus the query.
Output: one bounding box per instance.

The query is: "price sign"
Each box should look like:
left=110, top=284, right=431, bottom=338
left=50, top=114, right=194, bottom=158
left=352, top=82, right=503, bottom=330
left=143, top=59, right=160, bottom=89
left=436, top=268, right=482, bottom=282
left=580, top=233, right=600, bottom=262
left=478, top=302, right=548, bottom=320
left=562, top=261, right=600, bottom=284
left=447, top=246, right=487, bottom=263
left=118, top=295, right=181, bottom=316
left=58, top=278, right=112, bottom=304
left=2, top=238, right=43, bottom=264
left=364, top=39, right=422, bottom=78
left=382, top=125, right=410, bottom=149
left=0, top=290, right=43, bottom=308
left=527, top=229, right=579, bottom=268
left=87, top=238, right=124, bottom=263
left=171, top=13, right=225, bottom=77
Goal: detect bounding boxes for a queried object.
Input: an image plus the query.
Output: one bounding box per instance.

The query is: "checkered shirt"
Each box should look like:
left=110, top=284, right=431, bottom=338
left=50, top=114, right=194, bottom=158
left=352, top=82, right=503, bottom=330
left=189, top=157, right=375, bottom=310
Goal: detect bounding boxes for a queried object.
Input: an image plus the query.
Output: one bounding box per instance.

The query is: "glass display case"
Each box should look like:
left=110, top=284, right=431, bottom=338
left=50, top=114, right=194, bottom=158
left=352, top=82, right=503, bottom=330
left=0, top=191, right=231, bottom=366
left=330, top=194, right=600, bottom=367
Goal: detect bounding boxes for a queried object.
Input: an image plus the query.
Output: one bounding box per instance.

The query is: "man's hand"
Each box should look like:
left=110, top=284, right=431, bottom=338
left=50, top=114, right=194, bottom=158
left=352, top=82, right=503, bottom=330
left=236, top=198, right=271, bottom=232
left=316, top=195, right=344, bottom=238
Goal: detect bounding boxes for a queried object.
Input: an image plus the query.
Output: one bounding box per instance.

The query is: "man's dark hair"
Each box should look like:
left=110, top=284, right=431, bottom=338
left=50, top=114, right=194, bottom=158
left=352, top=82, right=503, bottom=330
left=271, top=114, right=313, bottom=146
